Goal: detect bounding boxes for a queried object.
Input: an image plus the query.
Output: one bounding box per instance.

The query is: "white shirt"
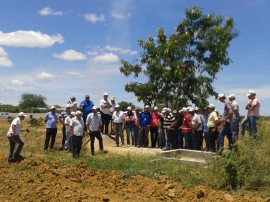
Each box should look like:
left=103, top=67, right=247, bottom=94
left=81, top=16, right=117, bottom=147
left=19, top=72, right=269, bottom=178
left=100, top=98, right=112, bottom=114
left=192, top=113, right=202, bottom=131
left=7, top=117, right=22, bottom=137
left=86, top=112, right=102, bottom=131
left=70, top=117, right=84, bottom=136
left=231, top=100, right=239, bottom=119
left=112, top=110, right=125, bottom=123
left=70, top=101, right=77, bottom=112
left=65, top=116, right=72, bottom=133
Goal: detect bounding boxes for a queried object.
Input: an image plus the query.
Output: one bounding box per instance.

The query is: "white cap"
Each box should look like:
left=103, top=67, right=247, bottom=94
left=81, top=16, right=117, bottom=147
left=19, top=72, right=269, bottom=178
left=103, top=92, right=109, bottom=96
left=188, top=107, right=194, bottom=112
left=154, top=106, right=158, bottom=110
left=207, top=104, right=215, bottom=109
left=18, top=112, right=27, bottom=117
left=162, top=107, right=169, bottom=112
left=179, top=109, right=183, bottom=113
left=228, top=94, right=236, bottom=99
left=217, top=93, right=225, bottom=99
left=127, top=106, right=132, bottom=110
left=66, top=104, right=71, bottom=108
left=246, top=90, right=255, bottom=96
left=135, top=106, right=140, bottom=110
left=182, top=107, right=188, bottom=112
left=50, top=105, right=56, bottom=109
left=115, top=104, right=120, bottom=108
left=76, top=111, right=82, bottom=115
left=145, top=105, right=150, bottom=108
left=92, top=106, right=97, bottom=110
left=110, top=96, right=115, bottom=100
left=71, top=112, right=76, bottom=116
left=195, top=106, right=199, bottom=111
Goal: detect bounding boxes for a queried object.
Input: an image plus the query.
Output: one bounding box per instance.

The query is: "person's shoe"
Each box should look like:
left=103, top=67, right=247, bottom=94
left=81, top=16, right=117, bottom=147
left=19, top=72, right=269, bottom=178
left=59, top=147, right=64, bottom=151
left=8, top=158, right=16, bottom=163
left=162, top=148, right=169, bottom=151
left=122, top=144, right=125, bottom=148
left=115, top=144, right=119, bottom=147
left=100, top=149, right=108, bottom=154
left=14, top=155, right=25, bottom=161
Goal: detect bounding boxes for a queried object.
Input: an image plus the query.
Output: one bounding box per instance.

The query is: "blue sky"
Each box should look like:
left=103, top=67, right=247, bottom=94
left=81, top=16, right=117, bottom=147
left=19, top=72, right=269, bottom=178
left=0, top=0, right=269, bottom=115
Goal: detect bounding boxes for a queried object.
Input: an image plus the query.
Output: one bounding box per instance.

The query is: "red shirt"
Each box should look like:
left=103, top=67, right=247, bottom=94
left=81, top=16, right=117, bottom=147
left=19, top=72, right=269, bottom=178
left=151, top=112, right=160, bottom=127
left=181, top=114, right=192, bottom=133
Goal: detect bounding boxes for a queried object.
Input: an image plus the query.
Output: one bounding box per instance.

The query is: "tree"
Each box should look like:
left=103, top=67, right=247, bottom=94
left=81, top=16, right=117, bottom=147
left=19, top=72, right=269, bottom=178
left=120, top=7, right=238, bottom=110
left=118, top=101, right=134, bottom=111
left=19, top=93, right=48, bottom=109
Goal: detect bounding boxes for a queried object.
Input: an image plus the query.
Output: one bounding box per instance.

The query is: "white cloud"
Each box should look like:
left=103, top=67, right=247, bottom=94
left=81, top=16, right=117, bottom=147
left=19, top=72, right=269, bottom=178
left=67, top=71, right=85, bottom=77
left=38, top=7, right=63, bottom=16
left=87, top=51, right=98, bottom=56
left=10, top=79, right=26, bottom=87
left=0, top=30, right=64, bottom=48
left=103, top=45, right=137, bottom=55
left=0, top=47, right=13, bottom=67
left=53, top=49, right=87, bottom=61
left=84, top=13, right=105, bottom=23
left=92, top=52, right=119, bottom=63
left=111, top=11, right=131, bottom=19
left=36, top=72, right=55, bottom=80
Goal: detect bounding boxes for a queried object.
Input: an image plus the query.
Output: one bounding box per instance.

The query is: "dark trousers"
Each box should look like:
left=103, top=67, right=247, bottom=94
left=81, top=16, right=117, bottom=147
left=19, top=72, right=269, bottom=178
left=150, top=126, right=158, bottom=148
left=209, top=127, right=218, bottom=152
left=194, top=130, right=203, bottom=150
left=101, top=112, right=111, bottom=134
left=72, top=135, right=83, bottom=157
left=89, top=131, right=104, bottom=155
left=7, top=135, right=24, bottom=160
left=44, top=128, right=57, bottom=150
left=62, top=125, right=66, bottom=147
left=138, top=126, right=149, bottom=147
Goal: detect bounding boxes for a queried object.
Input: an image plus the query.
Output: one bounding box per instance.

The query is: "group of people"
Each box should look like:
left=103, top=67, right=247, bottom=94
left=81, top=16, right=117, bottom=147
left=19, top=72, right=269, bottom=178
left=6, top=90, right=260, bottom=162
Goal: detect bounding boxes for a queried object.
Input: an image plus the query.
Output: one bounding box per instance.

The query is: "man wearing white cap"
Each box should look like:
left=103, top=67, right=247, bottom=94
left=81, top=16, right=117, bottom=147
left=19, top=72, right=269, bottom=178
left=70, top=111, right=84, bottom=157
left=59, top=104, right=71, bottom=150
left=44, top=106, right=59, bottom=151
left=100, top=92, right=112, bottom=134
left=68, top=96, right=77, bottom=112
left=217, top=94, right=233, bottom=151
left=138, top=105, right=152, bottom=147
left=242, top=90, right=260, bottom=139
left=6, top=112, right=29, bottom=162
left=207, top=104, right=219, bottom=152
left=112, top=104, right=125, bottom=147
left=80, top=95, right=94, bottom=133
left=228, top=94, right=240, bottom=143
left=86, top=106, right=107, bottom=155
left=64, top=111, right=76, bottom=151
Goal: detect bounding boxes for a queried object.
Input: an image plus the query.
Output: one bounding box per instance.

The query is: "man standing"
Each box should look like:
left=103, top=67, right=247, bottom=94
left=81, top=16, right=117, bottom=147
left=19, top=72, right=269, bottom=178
left=150, top=106, right=160, bottom=148
left=246, top=90, right=260, bottom=139
left=44, top=106, right=58, bottom=151
left=228, top=94, right=240, bottom=143
left=69, top=96, right=77, bottom=112
left=112, top=104, right=125, bottom=147
left=6, top=112, right=29, bottom=162
left=110, top=96, right=117, bottom=134
left=70, top=111, right=84, bottom=158
left=207, top=104, right=219, bottom=152
left=86, top=106, right=107, bottom=155
left=59, top=104, right=71, bottom=150
left=80, top=95, right=94, bottom=133
left=100, top=92, right=112, bottom=134
left=64, top=111, right=76, bottom=151
left=162, top=108, right=175, bottom=150
left=217, top=93, right=233, bottom=151
left=193, top=107, right=204, bottom=151
left=138, top=105, right=152, bottom=148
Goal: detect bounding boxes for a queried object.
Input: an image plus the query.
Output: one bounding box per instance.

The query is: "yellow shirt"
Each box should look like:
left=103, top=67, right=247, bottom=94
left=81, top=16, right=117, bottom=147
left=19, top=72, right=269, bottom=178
left=207, top=111, right=218, bottom=128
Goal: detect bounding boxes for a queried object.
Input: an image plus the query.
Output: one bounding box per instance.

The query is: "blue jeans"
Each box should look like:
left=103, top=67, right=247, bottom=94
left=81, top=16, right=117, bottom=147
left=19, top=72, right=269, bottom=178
left=184, top=132, right=192, bottom=150
left=64, top=132, right=71, bottom=149
left=164, top=129, right=173, bottom=150
left=114, top=123, right=124, bottom=146
left=134, top=125, right=139, bottom=146
left=218, top=122, right=233, bottom=150
left=241, top=115, right=251, bottom=136
left=249, top=116, right=258, bottom=139
left=7, top=135, right=24, bottom=161
left=125, top=124, right=134, bottom=145
left=231, top=118, right=239, bottom=143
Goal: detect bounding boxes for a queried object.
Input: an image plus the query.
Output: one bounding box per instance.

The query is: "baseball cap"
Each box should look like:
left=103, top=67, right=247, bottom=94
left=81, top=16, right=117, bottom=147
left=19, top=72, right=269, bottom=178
left=85, top=95, right=90, bottom=98
left=70, top=96, right=75, bottom=99
left=162, top=107, right=169, bottom=112
left=127, top=106, right=132, bottom=110
left=145, top=105, right=150, bottom=108
left=217, top=93, right=226, bottom=100
left=18, top=112, right=27, bottom=117
left=246, top=90, right=256, bottom=96
left=110, top=96, right=115, bottom=100
left=228, top=94, right=236, bottom=99
left=115, top=104, right=120, bottom=108
left=50, top=105, right=56, bottom=109
left=71, top=112, right=76, bottom=116
left=182, top=107, right=188, bottom=112
left=66, top=104, right=71, bottom=108
left=207, top=104, right=215, bottom=109
left=76, top=111, right=82, bottom=115
left=103, top=92, right=109, bottom=96
left=188, top=107, right=194, bottom=112
left=135, top=106, right=140, bottom=110
left=154, top=106, right=158, bottom=110
left=195, top=107, right=199, bottom=111
left=92, top=106, right=97, bottom=110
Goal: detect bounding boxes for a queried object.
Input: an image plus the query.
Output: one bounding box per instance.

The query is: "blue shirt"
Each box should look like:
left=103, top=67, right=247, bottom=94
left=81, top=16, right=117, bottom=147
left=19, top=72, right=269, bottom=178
left=45, top=112, right=58, bottom=128
left=80, top=100, right=94, bottom=117
left=139, top=111, right=152, bottom=127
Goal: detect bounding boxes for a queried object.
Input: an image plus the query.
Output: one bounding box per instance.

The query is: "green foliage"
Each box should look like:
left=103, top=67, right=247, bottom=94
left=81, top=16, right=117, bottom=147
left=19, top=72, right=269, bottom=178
left=120, top=7, right=239, bottom=109
left=19, top=93, right=48, bottom=109
left=0, top=104, right=19, bottom=113
left=118, top=101, right=134, bottom=111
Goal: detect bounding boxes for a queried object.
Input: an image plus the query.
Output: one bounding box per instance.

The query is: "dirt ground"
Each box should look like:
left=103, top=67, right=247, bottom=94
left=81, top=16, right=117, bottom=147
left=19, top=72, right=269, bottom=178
left=0, top=119, right=266, bottom=202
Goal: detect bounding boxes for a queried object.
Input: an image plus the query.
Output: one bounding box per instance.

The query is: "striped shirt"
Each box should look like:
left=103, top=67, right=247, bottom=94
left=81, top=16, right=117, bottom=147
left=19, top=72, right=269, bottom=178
left=163, top=113, right=175, bottom=129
